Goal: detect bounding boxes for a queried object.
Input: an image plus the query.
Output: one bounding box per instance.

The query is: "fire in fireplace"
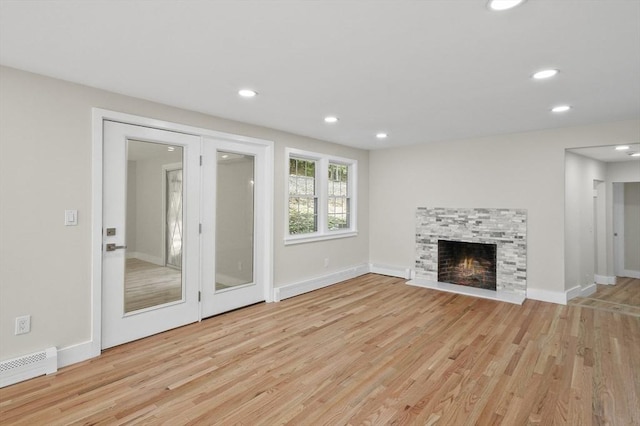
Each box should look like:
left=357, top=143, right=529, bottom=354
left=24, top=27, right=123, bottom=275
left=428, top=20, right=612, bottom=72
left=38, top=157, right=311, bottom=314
left=438, top=240, right=497, bottom=290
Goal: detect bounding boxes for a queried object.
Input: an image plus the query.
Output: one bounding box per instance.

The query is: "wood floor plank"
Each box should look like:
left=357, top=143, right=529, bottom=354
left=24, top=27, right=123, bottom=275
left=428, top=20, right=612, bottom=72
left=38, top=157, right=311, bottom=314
left=1, top=273, right=638, bottom=425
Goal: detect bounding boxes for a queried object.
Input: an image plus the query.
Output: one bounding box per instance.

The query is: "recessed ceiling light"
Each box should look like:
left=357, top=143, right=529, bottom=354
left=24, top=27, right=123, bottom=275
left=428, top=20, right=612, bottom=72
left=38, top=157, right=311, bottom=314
left=630, top=152, right=640, bottom=157
left=324, top=116, right=339, bottom=123
left=532, top=69, right=559, bottom=79
left=551, top=105, right=571, bottom=113
left=615, top=145, right=630, bottom=151
left=376, top=133, right=388, bottom=139
left=487, top=0, right=526, bottom=11
left=221, top=154, right=229, bottom=159
left=238, top=89, right=257, bottom=98
left=167, top=146, right=175, bottom=152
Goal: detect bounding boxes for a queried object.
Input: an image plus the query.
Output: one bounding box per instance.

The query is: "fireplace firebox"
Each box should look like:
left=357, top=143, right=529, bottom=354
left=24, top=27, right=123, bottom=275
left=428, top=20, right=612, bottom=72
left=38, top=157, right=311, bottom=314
left=438, top=240, right=497, bottom=290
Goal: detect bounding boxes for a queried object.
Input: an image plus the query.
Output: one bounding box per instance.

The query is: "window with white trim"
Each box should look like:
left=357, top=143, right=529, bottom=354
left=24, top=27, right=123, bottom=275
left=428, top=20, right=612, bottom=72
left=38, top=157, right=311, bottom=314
left=288, top=157, right=317, bottom=234
left=286, top=148, right=357, bottom=244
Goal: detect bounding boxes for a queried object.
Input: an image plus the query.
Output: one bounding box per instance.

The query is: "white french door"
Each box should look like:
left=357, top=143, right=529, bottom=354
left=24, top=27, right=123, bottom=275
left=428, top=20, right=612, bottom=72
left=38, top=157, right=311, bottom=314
left=102, top=121, right=201, bottom=349
left=200, top=138, right=268, bottom=317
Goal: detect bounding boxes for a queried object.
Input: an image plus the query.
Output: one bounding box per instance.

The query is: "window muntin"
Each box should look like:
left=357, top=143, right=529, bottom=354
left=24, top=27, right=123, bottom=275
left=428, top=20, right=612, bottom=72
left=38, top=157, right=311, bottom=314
left=328, top=163, right=349, bottom=231
left=288, top=158, right=317, bottom=234
left=285, top=149, right=357, bottom=244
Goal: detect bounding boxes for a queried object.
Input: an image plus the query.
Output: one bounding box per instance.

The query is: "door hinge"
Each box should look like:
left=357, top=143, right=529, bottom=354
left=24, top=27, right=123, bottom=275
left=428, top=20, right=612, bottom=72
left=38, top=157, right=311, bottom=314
left=200, top=155, right=203, bottom=166
left=199, top=223, right=202, bottom=234
left=198, top=291, right=201, bottom=302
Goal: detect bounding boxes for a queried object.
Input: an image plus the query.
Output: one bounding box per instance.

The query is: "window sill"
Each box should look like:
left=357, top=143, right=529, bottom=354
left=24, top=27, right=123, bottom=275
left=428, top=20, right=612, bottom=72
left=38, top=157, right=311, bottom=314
left=284, top=230, right=358, bottom=246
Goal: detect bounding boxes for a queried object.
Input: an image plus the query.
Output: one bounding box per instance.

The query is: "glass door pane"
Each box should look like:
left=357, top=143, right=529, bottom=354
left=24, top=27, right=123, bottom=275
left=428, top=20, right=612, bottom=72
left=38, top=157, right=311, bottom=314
left=215, top=151, right=255, bottom=290
left=124, top=140, right=183, bottom=313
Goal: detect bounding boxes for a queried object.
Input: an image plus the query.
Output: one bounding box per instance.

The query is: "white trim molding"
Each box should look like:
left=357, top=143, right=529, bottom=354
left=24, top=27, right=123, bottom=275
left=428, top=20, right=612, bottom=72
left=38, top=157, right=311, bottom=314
left=594, top=274, right=617, bottom=285
left=580, top=283, right=598, bottom=298
left=621, top=270, right=640, bottom=279
left=526, top=287, right=569, bottom=305
left=57, top=341, right=96, bottom=369
left=368, top=263, right=412, bottom=279
left=565, top=285, right=583, bottom=302
left=273, top=263, right=369, bottom=302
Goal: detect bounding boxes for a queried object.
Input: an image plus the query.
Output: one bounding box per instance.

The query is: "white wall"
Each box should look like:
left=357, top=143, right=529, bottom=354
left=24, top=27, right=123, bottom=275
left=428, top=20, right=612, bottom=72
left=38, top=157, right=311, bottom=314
left=564, top=152, right=606, bottom=290
left=0, top=66, right=369, bottom=361
left=369, top=120, right=640, bottom=300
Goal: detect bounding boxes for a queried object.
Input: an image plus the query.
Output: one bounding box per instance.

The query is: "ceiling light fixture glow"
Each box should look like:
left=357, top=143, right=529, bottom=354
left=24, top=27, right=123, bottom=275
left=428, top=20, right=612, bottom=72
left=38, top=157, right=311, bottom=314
left=376, top=133, right=388, bottom=139
left=238, top=89, right=257, bottom=98
left=532, top=69, right=559, bottom=79
left=615, top=145, right=630, bottom=151
left=324, top=116, right=339, bottom=123
left=488, top=0, right=526, bottom=11
left=630, top=152, right=640, bottom=157
left=551, top=105, right=571, bottom=113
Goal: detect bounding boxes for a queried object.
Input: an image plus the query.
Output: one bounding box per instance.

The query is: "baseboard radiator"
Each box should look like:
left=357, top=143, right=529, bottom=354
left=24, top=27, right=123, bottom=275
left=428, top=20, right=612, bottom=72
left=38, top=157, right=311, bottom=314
left=0, top=347, right=57, bottom=388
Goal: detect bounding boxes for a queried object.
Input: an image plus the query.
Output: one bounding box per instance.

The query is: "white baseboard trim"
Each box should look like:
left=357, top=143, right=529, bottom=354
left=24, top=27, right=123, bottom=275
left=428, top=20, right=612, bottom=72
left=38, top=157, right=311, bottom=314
left=127, top=252, right=163, bottom=266
left=274, top=263, right=369, bottom=302
left=595, top=274, right=617, bottom=285
left=368, top=264, right=412, bottom=279
left=57, top=340, right=99, bottom=369
left=580, top=283, right=597, bottom=298
left=526, top=287, right=569, bottom=305
left=621, top=269, right=640, bottom=279
left=565, top=285, right=583, bottom=302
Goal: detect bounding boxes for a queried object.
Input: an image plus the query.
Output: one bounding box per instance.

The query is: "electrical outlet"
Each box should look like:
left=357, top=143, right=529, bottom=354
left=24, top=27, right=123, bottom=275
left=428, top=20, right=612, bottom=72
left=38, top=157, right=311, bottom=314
left=324, top=258, right=329, bottom=268
left=15, top=315, right=31, bottom=335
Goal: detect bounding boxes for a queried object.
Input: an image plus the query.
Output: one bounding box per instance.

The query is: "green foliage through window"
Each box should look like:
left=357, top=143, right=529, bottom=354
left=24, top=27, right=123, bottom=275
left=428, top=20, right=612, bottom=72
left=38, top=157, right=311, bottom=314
left=289, top=158, right=317, bottom=234
left=287, top=151, right=356, bottom=239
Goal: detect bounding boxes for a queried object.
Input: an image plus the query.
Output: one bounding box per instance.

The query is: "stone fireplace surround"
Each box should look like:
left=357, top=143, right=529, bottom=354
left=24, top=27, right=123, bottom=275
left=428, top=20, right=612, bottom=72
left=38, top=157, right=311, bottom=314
left=411, top=207, right=527, bottom=304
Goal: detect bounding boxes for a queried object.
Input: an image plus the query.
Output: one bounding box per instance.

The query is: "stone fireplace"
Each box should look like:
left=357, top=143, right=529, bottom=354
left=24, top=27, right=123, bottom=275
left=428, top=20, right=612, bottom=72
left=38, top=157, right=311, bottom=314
left=412, top=208, right=527, bottom=304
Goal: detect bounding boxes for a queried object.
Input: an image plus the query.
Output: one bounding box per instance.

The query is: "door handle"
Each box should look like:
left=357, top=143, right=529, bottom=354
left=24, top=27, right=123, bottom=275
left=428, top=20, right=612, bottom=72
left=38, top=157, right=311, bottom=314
left=106, top=243, right=127, bottom=252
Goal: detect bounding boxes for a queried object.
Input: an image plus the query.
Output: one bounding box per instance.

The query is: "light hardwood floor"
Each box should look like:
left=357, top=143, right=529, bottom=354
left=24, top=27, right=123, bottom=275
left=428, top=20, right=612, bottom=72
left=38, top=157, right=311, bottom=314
left=1, top=274, right=638, bottom=425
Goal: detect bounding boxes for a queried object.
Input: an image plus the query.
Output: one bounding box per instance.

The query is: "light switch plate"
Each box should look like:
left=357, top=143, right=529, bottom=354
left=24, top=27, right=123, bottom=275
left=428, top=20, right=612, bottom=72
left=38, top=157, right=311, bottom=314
left=65, top=209, right=78, bottom=226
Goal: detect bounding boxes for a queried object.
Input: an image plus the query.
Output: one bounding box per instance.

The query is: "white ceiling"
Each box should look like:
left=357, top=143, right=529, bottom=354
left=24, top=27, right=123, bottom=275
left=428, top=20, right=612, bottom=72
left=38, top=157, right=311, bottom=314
left=1, top=0, right=639, bottom=152
left=569, top=144, right=640, bottom=163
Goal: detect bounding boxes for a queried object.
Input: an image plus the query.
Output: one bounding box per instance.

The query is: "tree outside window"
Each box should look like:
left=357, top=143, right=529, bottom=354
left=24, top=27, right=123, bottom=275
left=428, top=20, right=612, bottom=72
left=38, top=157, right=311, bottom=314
left=328, top=163, right=349, bottom=230
left=288, top=158, right=317, bottom=234
left=286, top=148, right=357, bottom=244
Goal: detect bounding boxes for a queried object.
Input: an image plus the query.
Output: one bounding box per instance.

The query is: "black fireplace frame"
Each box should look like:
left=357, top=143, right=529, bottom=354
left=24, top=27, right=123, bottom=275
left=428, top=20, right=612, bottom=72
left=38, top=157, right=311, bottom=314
left=437, top=240, right=497, bottom=290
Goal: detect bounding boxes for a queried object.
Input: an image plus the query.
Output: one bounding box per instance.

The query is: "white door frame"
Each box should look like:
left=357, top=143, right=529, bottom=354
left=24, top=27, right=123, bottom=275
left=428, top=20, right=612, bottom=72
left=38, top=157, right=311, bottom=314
left=90, top=108, right=274, bottom=357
